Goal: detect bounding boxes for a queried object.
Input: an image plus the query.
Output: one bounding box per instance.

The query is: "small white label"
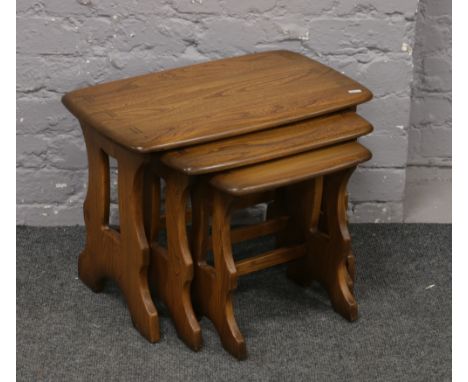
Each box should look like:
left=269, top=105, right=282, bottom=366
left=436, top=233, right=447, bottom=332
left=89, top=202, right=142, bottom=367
left=348, top=89, right=363, bottom=94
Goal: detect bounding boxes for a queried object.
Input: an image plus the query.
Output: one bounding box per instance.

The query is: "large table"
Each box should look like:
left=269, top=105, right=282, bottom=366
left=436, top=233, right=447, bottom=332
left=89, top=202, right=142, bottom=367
left=62, top=50, right=372, bottom=351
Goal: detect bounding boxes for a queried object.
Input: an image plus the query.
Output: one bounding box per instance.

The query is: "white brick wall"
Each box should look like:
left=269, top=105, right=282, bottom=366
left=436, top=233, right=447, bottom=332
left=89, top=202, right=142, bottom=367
left=16, top=0, right=450, bottom=225
left=408, top=0, right=452, bottom=167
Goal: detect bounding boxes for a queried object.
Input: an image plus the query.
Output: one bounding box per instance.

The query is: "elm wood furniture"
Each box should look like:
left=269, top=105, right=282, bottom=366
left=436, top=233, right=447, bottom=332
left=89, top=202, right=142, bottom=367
left=161, top=110, right=372, bottom=175
left=153, top=111, right=372, bottom=357
left=75, top=124, right=159, bottom=342
left=62, top=50, right=371, bottom=152
left=169, top=141, right=371, bottom=359
left=61, top=50, right=373, bottom=351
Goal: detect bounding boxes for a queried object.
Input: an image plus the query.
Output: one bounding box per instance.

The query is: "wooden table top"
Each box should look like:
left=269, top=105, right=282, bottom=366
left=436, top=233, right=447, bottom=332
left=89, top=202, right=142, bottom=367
left=162, top=111, right=372, bottom=175
left=62, top=50, right=372, bottom=153
left=210, top=141, right=371, bottom=196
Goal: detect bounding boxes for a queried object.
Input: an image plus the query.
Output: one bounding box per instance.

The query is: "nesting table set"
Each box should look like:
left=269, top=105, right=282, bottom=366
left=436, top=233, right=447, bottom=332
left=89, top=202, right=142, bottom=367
left=62, top=50, right=373, bottom=359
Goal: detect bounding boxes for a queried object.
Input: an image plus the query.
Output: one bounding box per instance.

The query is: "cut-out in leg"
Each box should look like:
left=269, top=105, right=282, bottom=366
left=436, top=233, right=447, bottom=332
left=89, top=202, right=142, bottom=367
left=151, top=170, right=202, bottom=351
left=79, top=125, right=160, bottom=342
left=288, top=168, right=358, bottom=321
left=192, top=187, right=247, bottom=360
left=78, top=133, right=109, bottom=293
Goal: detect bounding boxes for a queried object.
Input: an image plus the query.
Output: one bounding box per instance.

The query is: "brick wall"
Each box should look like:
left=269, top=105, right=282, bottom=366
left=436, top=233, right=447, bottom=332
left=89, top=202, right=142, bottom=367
left=408, top=0, right=451, bottom=167
left=17, top=0, right=449, bottom=225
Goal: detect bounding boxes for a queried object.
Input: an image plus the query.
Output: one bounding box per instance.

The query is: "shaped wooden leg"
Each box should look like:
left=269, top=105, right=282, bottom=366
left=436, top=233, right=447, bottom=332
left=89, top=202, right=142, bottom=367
left=151, top=171, right=202, bottom=351
left=190, top=181, right=211, bottom=321
left=117, top=156, right=160, bottom=341
left=78, top=139, right=109, bottom=293
left=192, top=187, right=246, bottom=360
left=79, top=126, right=159, bottom=342
left=288, top=168, right=358, bottom=321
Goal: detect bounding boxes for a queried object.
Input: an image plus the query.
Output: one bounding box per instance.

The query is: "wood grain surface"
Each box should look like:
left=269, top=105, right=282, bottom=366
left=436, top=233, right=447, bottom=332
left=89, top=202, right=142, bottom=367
left=210, top=141, right=372, bottom=196
left=62, top=50, right=372, bottom=152
left=161, top=111, right=372, bottom=175
left=77, top=124, right=160, bottom=343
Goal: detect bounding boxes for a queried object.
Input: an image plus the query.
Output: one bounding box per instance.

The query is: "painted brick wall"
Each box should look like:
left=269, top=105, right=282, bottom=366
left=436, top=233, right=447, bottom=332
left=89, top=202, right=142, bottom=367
left=17, top=0, right=428, bottom=225
left=408, top=0, right=451, bottom=167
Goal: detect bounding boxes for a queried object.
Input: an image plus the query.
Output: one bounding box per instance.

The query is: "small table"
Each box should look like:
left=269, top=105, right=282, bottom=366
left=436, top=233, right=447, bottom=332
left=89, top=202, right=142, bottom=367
left=62, top=50, right=372, bottom=350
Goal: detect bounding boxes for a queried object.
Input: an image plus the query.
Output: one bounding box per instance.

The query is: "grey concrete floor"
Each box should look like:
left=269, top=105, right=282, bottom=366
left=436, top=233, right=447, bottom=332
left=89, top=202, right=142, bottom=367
left=404, top=167, right=451, bottom=223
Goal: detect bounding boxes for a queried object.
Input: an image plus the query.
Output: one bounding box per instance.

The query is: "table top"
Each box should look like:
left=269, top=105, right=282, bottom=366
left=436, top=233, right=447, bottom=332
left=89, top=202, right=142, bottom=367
left=62, top=50, right=372, bottom=153
left=162, top=111, right=372, bottom=175
left=210, top=141, right=371, bottom=196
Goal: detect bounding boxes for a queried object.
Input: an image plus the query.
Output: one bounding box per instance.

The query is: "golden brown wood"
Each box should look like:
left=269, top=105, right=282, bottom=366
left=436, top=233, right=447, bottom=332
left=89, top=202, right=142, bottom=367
left=205, top=216, right=290, bottom=252
left=210, top=142, right=371, bottom=196
left=62, top=50, right=376, bottom=359
left=191, top=189, right=247, bottom=359
left=159, top=210, right=192, bottom=228
left=78, top=124, right=160, bottom=342
left=235, top=245, right=306, bottom=277
left=230, top=217, right=289, bottom=246
left=190, top=179, right=212, bottom=321
left=190, top=141, right=371, bottom=359
left=268, top=178, right=324, bottom=248
left=287, top=168, right=359, bottom=321
left=148, top=168, right=202, bottom=350
left=162, top=111, right=372, bottom=175
left=62, top=51, right=372, bottom=153
left=143, top=169, right=161, bottom=243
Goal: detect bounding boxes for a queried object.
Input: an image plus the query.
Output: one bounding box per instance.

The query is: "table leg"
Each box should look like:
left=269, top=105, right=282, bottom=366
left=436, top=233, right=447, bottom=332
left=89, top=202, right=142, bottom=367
left=79, top=127, right=160, bottom=342
left=117, top=155, right=160, bottom=340
left=288, top=168, right=358, bottom=321
left=150, top=171, right=202, bottom=351
left=78, top=135, right=109, bottom=294
left=191, top=186, right=247, bottom=360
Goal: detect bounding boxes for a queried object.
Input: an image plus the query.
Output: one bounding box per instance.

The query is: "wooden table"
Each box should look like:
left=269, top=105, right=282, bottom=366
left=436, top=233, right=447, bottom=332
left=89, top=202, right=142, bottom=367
left=62, top=50, right=372, bottom=350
